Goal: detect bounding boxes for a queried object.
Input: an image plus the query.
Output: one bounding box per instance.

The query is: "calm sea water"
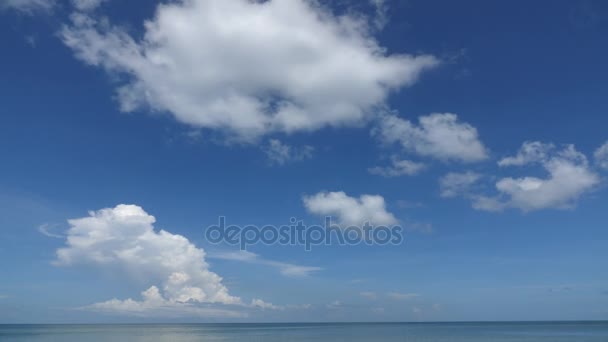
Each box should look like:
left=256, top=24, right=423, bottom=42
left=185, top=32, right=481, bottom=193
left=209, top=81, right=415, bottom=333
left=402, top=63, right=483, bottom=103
left=1, top=322, right=608, bottom=341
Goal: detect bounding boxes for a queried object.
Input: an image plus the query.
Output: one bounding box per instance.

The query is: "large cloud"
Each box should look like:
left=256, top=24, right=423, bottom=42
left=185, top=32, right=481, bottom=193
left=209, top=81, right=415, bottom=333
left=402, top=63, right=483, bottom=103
left=60, top=0, right=438, bottom=140
left=55, top=204, right=242, bottom=316
left=375, top=113, right=488, bottom=162
left=303, top=191, right=397, bottom=226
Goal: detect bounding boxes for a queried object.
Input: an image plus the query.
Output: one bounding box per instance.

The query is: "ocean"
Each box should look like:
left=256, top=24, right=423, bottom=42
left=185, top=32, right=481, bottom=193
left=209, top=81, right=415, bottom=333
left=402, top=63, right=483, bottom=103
left=1, top=322, right=607, bottom=341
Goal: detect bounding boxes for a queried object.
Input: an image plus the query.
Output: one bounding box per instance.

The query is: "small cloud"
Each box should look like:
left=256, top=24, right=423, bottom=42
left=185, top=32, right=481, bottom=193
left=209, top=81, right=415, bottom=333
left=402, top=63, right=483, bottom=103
left=1, top=0, right=55, bottom=14
left=303, top=191, right=398, bottom=227
left=250, top=298, right=283, bottom=311
left=387, top=292, right=420, bottom=300
left=38, top=223, right=64, bottom=238
left=209, top=250, right=321, bottom=277
left=368, top=156, right=426, bottom=177
left=263, top=139, right=314, bottom=165
left=439, top=171, right=482, bottom=198
left=359, top=291, right=377, bottom=300
left=371, top=307, right=385, bottom=314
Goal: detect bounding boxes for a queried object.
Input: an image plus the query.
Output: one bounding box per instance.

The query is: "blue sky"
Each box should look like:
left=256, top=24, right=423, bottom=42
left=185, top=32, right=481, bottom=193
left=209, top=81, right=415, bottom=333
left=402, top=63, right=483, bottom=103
left=1, top=0, right=608, bottom=323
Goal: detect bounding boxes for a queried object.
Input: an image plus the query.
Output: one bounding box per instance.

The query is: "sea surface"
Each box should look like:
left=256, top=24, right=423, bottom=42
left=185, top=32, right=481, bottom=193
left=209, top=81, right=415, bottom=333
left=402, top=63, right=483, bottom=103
left=1, top=322, right=608, bottom=341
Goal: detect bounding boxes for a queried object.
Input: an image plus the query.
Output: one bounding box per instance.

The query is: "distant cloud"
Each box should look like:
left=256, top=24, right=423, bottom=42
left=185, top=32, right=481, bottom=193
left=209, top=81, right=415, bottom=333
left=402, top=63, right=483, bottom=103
left=498, top=141, right=554, bottom=167
left=71, top=0, right=106, bottom=11
left=209, top=250, right=321, bottom=277
left=54, top=204, right=260, bottom=317
left=439, top=171, right=482, bottom=198
left=61, top=0, right=437, bottom=141
left=263, top=139, right=313, bottom=165
left=303, top=191, right=398, bottom=227
left=38, top=223, right=64, bottom=238
left=359, top=291, right=377, bottom=300
left=387, top=292, right=420, bottom=300
left=0, top=0, right=54, bottom=13
left=375, top=113, right=488, bottom=162
left=594, top=141, right=608, bottom=170
left=454, top=143, right=601, bottom=212
left=369, top=156, right=426, bottom=177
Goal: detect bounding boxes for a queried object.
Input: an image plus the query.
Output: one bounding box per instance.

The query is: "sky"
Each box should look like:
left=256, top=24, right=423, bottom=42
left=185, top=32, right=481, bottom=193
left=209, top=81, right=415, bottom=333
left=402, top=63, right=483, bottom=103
left=1, top=0, right=608, bottom=323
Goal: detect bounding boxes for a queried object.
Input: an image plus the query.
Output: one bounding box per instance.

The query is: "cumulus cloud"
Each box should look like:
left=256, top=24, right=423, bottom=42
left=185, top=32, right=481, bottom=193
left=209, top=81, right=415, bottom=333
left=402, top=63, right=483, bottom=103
left=209, top=250, right=321, bottom=277
left=439, top=171, right=482, bottom=198
left=594, top=141, right=608, bottom=170
left=479, top=144, right=600, bottom=212
left=250, top=298, right=283, bottom=311
left=0, top=0, right=54, bottom=13
left=263, top=139, right=314, bottom=165
left=375, top=113, right=488, bottom=162
left=359, top=291, right=377, bottom=300
left=55, top=204, right=244, bottom=316
left=60, top=0, right=438, bottom=141
left=368, top=156, right=426, bottom=177
left=498, top=141, right=554, bottom=167
left=303, top=191, right=398, bottom=226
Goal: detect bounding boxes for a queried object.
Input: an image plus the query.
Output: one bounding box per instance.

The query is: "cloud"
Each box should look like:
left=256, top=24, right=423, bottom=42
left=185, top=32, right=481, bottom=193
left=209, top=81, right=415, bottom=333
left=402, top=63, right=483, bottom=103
left=369, top=0, right=389, bottom=30
left=359, top=291, right=377, bottom=300
left=87, top=286, right=245, bottom=318
left=387, top=292, right=420, bottom=300
left=209, top=250, right=321, bottom=277
left=498, top=141, right=554, bottom=167
left=303, top=191, right=398, bottom=226
left=71, top=0, right=106, bottom=11
left=60, top=0, right=438, bottom=141
left=368, top=156, right=426, bottom=177
left=263, top=139, right=313, bottom=165
left=439, top=171, right=482, bottom=198
left=477, top=143, right=600, bottom=212
left=55, top=204, right=243, bottom=316
left=594, top=141, right=608, bottom=170
left=375, top=113, right=488, bottom=162
left=38, top=223, right=64, bottom=238
left=250, top=298, right=283, bottom=311
left=0, top=0, right=54, bottom=13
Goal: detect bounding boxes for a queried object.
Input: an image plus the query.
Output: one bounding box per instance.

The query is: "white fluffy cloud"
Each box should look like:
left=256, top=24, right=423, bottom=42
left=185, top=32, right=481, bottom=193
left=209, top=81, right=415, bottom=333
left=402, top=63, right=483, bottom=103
left=55, top=204, right=243, bottom=316
left=209, top=250, right=321, bottom=277
left=368, top=156, right=426, bottom=177
left=439, top=171, right=482, bottom=198
left=375, top=113, right=488, bottom=162
left=263, top=139, right=314, bottom=165
left=476, top=143, right=601, bottom=212
left=303, top=191, right=397, bottom=226
left=594, top=141, right=608, bottom=170
left=498, top=141, right=554, bottom=167
left=0, top=0, right=54, bottom=13
left=60, top=0, right=438, bottom=140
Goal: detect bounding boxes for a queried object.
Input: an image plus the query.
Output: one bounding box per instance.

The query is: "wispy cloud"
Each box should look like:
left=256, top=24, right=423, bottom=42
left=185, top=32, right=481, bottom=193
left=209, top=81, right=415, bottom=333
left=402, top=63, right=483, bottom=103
left=209, top=250, right=321, bottom=277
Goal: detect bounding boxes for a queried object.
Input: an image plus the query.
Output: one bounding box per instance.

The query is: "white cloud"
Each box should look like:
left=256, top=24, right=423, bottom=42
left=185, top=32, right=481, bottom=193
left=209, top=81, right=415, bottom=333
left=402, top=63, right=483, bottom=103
left=55, top=204, right=243, bottom=316
left=209, top=250, right=321, bottom=277
left=498, top=141, right=554, bottom=167
left=439, top=171, right=482, bottom=198
left=250, top=298, right=283, bottom=311
left=263, top=139, right=313, bottom=165
left=60, top=0, right=438, bottom=141
left=72, top=0, right=106, bottom=11
left=375, top=113, right=488, bottom=162
left=87, top=286, right=245, bottom=318
left=368, top=156, right=426, bottom=177
left=303, top=191, right=398, bottom=227
left=479, top=144, right=601, bottom=212
left=0, top=0, right=54, bottom=13
left=370, top=0, right=389, bottom=30
left=594, top=141, right=608, bottom=170
left=38, top=223, right=64, bottom=238
left=359, top=291, right=377, bottom=300
left=387, top=292, right=419, bottom=300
